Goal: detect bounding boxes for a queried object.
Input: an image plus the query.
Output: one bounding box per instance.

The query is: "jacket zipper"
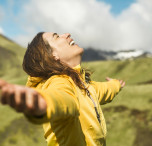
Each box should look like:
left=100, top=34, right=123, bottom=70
left=81, top=82, right=101, bottom=124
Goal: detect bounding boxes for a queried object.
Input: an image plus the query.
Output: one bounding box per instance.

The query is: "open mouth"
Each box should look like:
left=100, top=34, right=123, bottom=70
left=69, top=40, right=75, bottom=46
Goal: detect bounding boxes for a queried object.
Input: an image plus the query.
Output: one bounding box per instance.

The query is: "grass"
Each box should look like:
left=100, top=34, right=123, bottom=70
left=0, top=34, right=26, bottom=85
left=0, top=111, right=46, bottom=146
left=103, top=85, right=152, bottom=110
left=82, top=57, right=152, bottom=85
left=0, top=34, right=25, bottom=57
left=102, top=85, right=152, bottom=146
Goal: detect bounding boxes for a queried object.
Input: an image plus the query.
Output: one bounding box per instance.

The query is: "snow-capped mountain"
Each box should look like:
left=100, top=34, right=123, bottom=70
left=113, top=50, right=150, bottom=60
left=82, top=48, right=152, bottom=61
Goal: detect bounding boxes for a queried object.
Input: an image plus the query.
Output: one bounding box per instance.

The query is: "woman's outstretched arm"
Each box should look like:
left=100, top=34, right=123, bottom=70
left=91, top=77, right=125, bottom=105
left=0, top=77, right=79, bottom=124
left=0, top=79, right=47, bottom=117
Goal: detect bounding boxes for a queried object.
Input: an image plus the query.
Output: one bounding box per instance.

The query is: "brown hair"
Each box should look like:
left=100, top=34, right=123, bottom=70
left=22, top=32, right=92, bottom=90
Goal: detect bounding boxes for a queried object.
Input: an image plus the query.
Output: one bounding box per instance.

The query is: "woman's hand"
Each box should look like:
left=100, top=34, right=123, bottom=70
left=0, top=79, right=47, bottom=117
left=106, top=77, right=125, bottom=88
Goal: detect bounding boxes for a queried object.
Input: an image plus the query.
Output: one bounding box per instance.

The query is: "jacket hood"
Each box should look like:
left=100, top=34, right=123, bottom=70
left=26, top=64, right=85, bottom=87
left=26, top=76, right=44, bottom=87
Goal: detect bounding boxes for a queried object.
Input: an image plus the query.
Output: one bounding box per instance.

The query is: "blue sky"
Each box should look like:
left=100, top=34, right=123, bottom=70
left=0, top=0, right=152, bottom=51
left=0, top=0, right=27, bottom=36
left=99, top=0, right=136, bottom=14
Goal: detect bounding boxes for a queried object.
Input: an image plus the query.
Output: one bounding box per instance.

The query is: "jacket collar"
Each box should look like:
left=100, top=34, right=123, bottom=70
left=73, top=64, right=85, bottom=81
left=72, top=64, right=81, bottom=73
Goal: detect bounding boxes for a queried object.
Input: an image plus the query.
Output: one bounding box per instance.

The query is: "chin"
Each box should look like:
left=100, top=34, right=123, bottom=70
left=80, top=47, right=84, bottom=54
left=77, top=45, right=84, bottom=54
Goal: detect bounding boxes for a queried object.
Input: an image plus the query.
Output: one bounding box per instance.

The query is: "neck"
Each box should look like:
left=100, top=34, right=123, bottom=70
left=66, top=55, right=82, bottom=68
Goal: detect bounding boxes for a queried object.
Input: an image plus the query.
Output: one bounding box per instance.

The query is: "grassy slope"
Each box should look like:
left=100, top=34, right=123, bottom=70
left=0, top=34, right=27, bottom=84
left=0, top=36, right=152, bottom=146
left=103, top=85, right=152, bottom=146
left=82, top=57, right=152, bottom=85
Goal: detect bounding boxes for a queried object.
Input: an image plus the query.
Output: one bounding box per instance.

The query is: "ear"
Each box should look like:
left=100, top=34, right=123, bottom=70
left=52, top=51, right=60, bottom=61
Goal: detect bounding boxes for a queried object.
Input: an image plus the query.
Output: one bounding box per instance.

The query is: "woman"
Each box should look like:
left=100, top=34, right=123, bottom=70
left=0, top=32, right=125, bottom=146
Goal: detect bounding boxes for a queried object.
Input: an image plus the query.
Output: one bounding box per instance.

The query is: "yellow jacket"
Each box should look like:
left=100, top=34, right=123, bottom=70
left=26, top=64, right=121, bottom=146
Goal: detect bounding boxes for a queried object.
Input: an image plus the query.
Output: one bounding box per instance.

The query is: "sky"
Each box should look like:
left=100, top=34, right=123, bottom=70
left=0, top=0, right=152, bottom=51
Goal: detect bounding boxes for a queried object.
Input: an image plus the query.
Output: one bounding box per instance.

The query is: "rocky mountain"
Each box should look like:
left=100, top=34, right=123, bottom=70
left=82, top=48, right=152, bottom=61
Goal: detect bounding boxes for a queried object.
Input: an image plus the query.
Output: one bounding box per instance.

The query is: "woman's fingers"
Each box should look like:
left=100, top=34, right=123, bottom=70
left=105, top=77, right=125, bottom=88
left=0, top=82, right=47, bottom=116
left=5, top=85, right=16, bottom=108
left=25, top=90, right=39, bottom=115
left=119, top=80, right=125, bottom=88
left=0, top=79, right=7, bottom=88
left=37, top=95, right=47, bottom=115
left=14, top=87, right=26, bottom=112
left=1, top=85, right=9, bottom=104
left=105, top=77, right=112, bottom=81
left=25, top=90, right=47, bottom=116
left=121, top=81, right=126, bottom=88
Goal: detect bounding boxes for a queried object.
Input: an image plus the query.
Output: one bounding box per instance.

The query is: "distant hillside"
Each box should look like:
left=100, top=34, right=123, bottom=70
left=82, top=48, right=116, bottom=61
left=82, top=48, right=152, bottom=61
left=82, top=57, right=152, bottom=85
left=0, top=34, right=27, bottom=84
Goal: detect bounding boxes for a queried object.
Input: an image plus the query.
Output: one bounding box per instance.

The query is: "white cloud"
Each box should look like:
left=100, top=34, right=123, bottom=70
left=14, top=34, right=35, bottom=48
left=0, top=6, right=5, bottom=35
left=116, top=0, right=152, bottom=50
left=13, top=0, right=152, bottom=51
left=0, top=27, right=4, bottom=34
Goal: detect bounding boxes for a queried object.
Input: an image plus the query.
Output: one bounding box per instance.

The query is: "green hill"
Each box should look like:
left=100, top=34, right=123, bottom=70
left=0, top=35, right=152, bottom=146
left=0, top=34, right=27, bottom=84
left=83, top=57, right=152, bottom=85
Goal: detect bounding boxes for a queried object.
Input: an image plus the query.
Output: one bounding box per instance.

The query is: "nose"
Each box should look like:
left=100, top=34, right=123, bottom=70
left=60, top=33, right=71, bottom=38
left=65, top=33, right=71, bottom=38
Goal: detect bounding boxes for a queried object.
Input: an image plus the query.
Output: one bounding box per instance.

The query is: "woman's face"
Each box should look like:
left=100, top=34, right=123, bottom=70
left=42, top=32, right=84, bottom=68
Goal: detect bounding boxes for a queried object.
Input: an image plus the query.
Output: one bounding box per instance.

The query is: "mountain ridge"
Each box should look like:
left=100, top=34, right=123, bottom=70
left=82, top=48, right=152, bottom=61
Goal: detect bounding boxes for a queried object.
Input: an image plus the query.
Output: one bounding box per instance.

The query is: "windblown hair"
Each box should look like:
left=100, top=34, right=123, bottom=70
left=22, top=32, right=92, bottom=90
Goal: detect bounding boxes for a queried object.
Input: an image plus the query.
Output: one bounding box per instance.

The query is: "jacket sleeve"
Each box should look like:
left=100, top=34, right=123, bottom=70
left=25, top=77, right=79, bottom=124
left=90, top=79, right=121, bottom=105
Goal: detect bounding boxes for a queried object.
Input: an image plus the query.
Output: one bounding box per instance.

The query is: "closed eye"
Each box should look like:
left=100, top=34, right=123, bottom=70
left=52, top=33, right=59, bottom=39
left=55, top=34, right=59, bottom=39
